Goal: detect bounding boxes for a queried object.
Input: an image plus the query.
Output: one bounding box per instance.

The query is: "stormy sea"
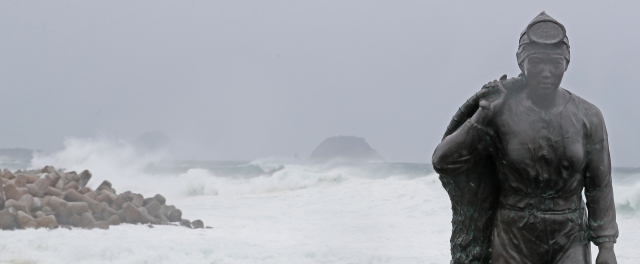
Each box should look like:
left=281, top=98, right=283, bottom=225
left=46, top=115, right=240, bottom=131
left=0, top=138, right=639, bottom=263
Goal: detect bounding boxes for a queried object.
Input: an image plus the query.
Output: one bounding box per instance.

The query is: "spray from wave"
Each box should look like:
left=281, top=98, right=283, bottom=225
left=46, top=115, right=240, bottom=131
left=26, top=137, right=369, bottom=200
left=30, top=137, right=169, bottom=179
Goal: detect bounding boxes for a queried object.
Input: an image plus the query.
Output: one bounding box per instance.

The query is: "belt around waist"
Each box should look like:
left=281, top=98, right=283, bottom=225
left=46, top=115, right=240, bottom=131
left=499, top=190, right=583, bottom=214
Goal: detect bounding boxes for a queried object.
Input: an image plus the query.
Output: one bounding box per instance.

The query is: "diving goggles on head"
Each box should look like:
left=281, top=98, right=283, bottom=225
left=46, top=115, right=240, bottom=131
left=519, top=19, right=569, bottom=46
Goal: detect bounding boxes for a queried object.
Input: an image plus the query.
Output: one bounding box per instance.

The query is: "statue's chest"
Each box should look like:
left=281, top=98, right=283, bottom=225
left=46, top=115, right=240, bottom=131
left=493, top=105, right=586, bottom=175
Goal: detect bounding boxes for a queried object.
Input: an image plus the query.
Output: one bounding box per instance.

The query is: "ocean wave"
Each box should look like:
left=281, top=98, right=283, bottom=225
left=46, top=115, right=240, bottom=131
left=179, top=165, right=350, bottom=196
left=614, top=181, right=640, bottom=216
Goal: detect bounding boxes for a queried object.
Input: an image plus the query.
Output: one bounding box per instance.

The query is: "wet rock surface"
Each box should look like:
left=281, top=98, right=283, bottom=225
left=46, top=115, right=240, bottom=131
left=0, top=166, right=206, bottom=230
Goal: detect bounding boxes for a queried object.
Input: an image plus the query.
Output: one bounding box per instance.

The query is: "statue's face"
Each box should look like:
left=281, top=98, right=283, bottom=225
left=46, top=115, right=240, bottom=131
left=523, top=53, right=566, bottom=96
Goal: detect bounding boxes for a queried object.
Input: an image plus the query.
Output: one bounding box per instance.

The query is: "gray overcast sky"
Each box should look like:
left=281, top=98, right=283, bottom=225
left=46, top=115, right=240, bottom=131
left=1, top=1, right=639, bottom=165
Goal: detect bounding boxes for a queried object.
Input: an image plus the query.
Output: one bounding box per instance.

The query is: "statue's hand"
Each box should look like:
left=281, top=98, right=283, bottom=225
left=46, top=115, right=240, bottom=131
left=474, top=75, right=508, bottom=123
left=596, top=243, right=617, bottom=264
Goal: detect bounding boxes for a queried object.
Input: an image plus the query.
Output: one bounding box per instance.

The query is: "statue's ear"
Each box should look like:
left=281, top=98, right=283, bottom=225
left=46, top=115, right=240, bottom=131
left=519, top=63, right=525, bottom=74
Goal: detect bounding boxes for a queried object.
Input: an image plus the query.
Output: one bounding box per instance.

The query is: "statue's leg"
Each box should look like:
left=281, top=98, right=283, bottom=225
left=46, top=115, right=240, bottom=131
left=551, top=232, right=591, bottom=264
left=491, top=208, right=548, bottom=264
left=548, top=209, right=591, bottom=264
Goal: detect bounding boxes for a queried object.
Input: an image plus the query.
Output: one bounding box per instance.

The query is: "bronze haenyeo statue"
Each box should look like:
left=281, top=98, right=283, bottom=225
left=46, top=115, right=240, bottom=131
left=432, top=12, right=618, bottom=264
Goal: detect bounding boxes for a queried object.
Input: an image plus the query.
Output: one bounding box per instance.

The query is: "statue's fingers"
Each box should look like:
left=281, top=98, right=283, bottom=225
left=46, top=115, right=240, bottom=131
left=496, top=79, right=508, bottom=94
left=482, top=79, right=497, bottom=89
left=476, top=88, right=492, bottom=99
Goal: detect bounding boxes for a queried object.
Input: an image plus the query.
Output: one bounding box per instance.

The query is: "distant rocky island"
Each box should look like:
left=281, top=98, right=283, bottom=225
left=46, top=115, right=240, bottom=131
left=0, top=148, right=39, bottom=170
left=0, top=148, right=35, bottom=161
left=133, top=131, right=173, bottom=154
left=309, top=136, right=385, bottom=163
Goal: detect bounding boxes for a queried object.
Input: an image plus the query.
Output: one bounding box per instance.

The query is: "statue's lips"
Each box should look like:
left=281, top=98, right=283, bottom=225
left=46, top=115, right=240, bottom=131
left=538, top=83, right=554, bottom=90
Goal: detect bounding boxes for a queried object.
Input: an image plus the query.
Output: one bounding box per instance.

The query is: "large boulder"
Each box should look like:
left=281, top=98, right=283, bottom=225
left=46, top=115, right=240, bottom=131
left=35, top=215, right=58, bottom=228
left=0, top=207, right=18, bottom=229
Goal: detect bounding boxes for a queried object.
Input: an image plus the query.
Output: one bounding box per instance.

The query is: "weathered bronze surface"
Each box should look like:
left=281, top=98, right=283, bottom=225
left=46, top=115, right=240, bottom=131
left=432, top=12, right=618, bottom=264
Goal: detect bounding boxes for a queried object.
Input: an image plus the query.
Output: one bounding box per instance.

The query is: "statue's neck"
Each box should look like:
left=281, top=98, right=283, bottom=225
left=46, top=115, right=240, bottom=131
left=526, top=88, right=563, bottom=112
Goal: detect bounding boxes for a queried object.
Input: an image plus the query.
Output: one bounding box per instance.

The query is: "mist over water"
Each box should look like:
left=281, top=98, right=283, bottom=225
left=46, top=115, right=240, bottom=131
left=1, top=1, right=640, bottom=166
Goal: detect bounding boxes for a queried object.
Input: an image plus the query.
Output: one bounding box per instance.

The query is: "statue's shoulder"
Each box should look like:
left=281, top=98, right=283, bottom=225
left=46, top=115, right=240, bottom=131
left=565, top=88, right=606, bottom=123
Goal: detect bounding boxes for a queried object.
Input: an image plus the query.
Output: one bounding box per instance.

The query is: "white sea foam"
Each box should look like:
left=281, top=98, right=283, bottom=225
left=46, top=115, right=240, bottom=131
left=1, top=137, right=637, bottom=263
left=180, top=165, right=349, bottom=197
left=613, top=181, right=640, bottom=215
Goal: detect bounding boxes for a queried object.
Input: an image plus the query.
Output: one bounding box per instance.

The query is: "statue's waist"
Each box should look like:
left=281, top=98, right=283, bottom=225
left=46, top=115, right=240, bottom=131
left=499, top=190, right=583, bottom=214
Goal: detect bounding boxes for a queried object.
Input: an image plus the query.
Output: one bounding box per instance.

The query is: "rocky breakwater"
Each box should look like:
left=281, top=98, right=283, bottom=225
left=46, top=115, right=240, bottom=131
left=0, top=166, right=207, bottom=230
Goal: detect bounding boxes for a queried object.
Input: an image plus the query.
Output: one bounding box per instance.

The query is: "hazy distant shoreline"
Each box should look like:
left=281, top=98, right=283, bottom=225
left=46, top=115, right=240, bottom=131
left=0, top=147, right=638, bottom=177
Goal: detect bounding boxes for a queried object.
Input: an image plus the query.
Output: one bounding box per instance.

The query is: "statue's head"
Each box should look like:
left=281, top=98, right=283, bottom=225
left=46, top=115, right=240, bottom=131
left=517, top=11, right=570, bottom=96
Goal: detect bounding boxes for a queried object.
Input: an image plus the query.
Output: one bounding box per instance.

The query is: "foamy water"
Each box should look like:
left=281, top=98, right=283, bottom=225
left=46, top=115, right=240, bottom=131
left=1, top=138, right=639, bottom=263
